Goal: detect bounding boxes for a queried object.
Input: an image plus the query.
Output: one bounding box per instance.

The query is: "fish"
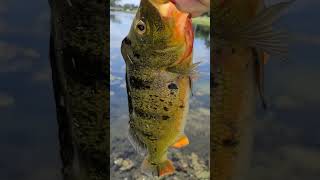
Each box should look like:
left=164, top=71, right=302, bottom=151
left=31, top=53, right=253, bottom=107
left=211, top=0, right=295, bottom=179
left=121, top=0, right=195, bottom=177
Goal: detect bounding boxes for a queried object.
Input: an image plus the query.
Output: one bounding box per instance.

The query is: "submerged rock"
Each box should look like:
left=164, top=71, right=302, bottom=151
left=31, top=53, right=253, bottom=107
left=114, top=157, right=135, bottom=171
left=120, top=159, right=134, bottom=171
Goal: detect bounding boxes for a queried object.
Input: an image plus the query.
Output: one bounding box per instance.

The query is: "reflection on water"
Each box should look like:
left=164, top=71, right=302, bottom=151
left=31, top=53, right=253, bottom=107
left=110, top=11, right=210, bottom=179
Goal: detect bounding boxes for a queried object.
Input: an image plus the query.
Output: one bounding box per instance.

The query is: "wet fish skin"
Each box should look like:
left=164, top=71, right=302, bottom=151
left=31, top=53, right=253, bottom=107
left=121, top=0, right=194, bottom=177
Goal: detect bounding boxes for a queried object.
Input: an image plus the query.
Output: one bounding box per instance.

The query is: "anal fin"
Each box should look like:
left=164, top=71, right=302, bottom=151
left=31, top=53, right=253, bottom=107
left=171, top=135, right=189, bottom=149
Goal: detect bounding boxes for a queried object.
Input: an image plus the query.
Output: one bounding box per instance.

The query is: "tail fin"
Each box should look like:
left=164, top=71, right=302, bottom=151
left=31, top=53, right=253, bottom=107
left=171, top=134, right=189, bottom=148
left=141, top=158, right=175, bottom=177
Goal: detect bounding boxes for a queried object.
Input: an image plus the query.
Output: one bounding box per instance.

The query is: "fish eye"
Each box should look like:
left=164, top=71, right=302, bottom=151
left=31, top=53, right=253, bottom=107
left=136, top=20, right=146, bottom=35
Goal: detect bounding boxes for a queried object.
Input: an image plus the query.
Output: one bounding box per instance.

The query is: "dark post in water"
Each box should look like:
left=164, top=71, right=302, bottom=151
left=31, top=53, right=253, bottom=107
left=48, top=0, right=109, bottom=179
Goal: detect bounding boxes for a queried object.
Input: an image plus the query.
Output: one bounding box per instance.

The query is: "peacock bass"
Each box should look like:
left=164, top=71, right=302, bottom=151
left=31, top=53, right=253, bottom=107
left=121, top=0, right=196, bottom=177
left=211, top=0, right=295, bottom=179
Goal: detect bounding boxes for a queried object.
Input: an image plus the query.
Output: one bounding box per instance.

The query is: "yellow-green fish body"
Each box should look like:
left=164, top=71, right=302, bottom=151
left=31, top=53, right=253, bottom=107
left=121, top=0, right=194, bottom=177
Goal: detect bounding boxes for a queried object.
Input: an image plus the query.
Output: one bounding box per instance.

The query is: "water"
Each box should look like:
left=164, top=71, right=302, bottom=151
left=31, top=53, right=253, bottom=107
left=248, top=2, right=320, bottom=179
left=0, top=1, right=61, bottom=180
left=110, top=11, right=210, bottom=178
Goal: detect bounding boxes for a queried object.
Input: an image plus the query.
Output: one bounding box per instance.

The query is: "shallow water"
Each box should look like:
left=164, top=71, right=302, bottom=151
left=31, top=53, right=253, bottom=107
left=0, top=1, right=60, bottom=180
left=248, top=2, right=320, bottom=179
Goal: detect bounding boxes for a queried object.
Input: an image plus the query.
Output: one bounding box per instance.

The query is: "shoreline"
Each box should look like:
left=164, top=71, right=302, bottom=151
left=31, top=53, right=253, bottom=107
left=110, top=9, right=210, bottom=27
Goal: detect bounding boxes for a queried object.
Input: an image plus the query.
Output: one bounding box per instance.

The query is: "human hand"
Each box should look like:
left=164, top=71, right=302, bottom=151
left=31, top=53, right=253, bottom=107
left=170, top=0, right=210, bottom=17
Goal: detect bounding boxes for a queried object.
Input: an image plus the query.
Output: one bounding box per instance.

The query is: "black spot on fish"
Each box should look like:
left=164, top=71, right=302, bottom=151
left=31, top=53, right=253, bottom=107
left=133, top=52, right=140, bottom=59
left=179, top=105, right=184, bottom=109
left=168, top=83, right=178, bottom=90
left=164, top=107, right=168, bottom=111
left=169, top=102, right=173, bottom=106
left=135, top=108, right=160, bottom=120
left=129, top=76, right=151, bottom=90
left=160, top=99, right=164, bottom=102
left=170, top=92, right=175, bottom=95
left=162, top=116, right=170, bottom=120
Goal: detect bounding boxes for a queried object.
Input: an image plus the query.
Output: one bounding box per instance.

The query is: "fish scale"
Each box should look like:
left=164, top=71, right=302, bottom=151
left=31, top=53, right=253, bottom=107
left=127, top=67, right=188, bottom=136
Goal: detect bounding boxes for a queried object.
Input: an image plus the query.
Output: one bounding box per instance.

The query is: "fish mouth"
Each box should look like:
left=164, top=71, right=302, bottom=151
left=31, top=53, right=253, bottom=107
left=121, top=37, right=139, bottom=64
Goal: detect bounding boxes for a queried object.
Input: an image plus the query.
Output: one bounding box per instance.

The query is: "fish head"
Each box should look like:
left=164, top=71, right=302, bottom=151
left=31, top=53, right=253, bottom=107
left=121, top=0, right=194, bottom=68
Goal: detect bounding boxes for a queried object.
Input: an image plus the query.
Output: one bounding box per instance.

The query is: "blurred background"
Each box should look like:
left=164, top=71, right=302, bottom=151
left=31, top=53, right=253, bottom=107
left=110, top=0, right=210, bottom=179
left=250, top=1, right=320, bottom=179
left=0, top=0, right=60, bottom=180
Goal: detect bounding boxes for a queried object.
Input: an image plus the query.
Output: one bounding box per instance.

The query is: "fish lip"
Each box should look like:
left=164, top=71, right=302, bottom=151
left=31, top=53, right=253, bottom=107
left=121, top=36, right=139, bottom=62
left=121, top=38, right=135, bottom=64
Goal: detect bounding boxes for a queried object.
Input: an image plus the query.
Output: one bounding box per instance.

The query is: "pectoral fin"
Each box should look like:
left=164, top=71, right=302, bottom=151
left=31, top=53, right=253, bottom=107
left=171, top=135, right=189, bottom=148
left=168, top=62, right=201, bottom=96
left=236, top=0, right=295, bottom=60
